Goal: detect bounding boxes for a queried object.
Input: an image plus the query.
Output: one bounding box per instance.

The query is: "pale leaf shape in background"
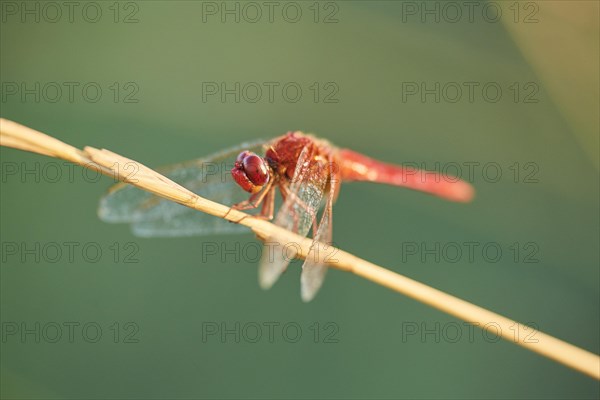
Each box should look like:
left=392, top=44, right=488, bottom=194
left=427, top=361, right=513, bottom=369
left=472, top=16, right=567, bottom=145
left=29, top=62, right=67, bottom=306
left=503, top=2, right=600, bottom=170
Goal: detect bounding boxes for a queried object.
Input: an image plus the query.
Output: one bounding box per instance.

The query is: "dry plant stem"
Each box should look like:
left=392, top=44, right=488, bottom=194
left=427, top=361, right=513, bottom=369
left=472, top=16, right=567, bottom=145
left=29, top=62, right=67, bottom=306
left=1, top=118, right=598, bottom=380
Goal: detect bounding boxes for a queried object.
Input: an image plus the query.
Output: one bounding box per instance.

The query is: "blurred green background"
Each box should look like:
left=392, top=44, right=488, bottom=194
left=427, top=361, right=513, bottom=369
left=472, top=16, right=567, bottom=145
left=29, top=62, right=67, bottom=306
left=1, top=1, right=598, bottom=398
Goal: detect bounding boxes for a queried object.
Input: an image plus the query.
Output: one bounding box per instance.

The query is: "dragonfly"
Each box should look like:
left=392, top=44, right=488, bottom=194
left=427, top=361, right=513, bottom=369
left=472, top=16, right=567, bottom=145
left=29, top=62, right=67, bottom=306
left=99, top=131, right=474, bottom=301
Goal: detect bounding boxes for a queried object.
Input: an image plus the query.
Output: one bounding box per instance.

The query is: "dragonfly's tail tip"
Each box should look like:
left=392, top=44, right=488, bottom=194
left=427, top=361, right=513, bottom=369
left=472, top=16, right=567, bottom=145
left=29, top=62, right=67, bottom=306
left=451, top=181, right=475, bottom=203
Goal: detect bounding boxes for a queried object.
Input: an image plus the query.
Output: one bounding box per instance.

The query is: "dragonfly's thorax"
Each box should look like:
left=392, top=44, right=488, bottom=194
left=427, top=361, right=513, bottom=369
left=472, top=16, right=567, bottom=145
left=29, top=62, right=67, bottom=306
left=266, top=131, right=327, bottom=181
left=232, top=131, right=333, bottom=193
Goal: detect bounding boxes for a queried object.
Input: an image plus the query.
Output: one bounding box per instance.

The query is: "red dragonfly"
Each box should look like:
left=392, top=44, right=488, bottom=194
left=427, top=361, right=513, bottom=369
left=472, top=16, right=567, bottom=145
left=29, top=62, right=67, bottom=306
left=99, top=131, right=474, bottom=301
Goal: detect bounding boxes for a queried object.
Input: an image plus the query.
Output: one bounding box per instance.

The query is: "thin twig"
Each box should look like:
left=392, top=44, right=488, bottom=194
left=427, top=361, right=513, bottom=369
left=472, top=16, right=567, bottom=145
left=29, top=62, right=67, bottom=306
left=1, top=118, right=598, bottom=380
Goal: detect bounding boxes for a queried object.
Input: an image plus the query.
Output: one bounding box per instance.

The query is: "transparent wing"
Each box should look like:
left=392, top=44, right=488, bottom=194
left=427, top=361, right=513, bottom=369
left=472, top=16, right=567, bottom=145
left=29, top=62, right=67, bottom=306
left=300, top=209, right=332, bottom=302
left=259, top=145, right=329, bottom=289
left=98, top=140, right=266, bottom=237
left=300, top=155, right=337, bottom=302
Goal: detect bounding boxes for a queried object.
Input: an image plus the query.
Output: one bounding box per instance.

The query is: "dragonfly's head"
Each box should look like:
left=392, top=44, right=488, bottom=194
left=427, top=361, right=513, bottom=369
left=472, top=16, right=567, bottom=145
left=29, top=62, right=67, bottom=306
left=231, top=151, right=270, bottom=193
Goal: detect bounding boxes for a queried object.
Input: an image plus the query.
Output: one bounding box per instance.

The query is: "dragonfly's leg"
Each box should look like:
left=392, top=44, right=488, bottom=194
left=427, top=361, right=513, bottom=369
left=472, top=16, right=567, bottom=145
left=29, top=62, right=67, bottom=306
left=260, top=186, right=276, bottom=220
left=232, top=179, right=273, bottom=211
left=278, top=181, right=289, bottom=202
left=232, top=195, right=262, bottom=211
left=238, top=187, right=275, bottom=222
left=229, top=180, right=274, bottom=223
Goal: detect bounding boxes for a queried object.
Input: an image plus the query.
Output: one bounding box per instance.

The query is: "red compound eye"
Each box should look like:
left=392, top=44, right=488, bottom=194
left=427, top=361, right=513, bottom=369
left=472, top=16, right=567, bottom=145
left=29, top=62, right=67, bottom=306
left=231, top=151, right=270, bottom=193
left=236, top=151, right=251, bottom=163
left=242, top=154, right=269, bottom=186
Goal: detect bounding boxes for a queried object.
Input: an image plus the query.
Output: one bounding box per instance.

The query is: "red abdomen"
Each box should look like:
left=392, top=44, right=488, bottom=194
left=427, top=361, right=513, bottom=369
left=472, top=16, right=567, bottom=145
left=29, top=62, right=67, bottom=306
left=337, top=149, right=474, bottom=203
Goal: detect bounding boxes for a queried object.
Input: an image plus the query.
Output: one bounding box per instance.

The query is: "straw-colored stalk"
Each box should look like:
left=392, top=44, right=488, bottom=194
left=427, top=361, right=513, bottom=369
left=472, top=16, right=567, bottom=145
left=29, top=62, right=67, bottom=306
left=1, top=118, right=598, bottom=380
